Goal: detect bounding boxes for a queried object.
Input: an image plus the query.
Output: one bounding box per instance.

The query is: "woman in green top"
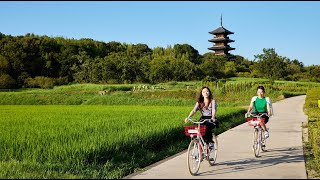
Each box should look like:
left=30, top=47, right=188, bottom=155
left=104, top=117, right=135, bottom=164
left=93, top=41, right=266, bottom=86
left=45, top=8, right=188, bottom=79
left=245, top=86, right=273, bottom=138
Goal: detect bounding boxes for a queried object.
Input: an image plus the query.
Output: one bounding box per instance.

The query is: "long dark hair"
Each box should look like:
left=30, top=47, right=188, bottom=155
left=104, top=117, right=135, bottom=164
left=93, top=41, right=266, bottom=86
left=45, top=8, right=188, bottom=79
left=197, top=86, right=213, bottom=110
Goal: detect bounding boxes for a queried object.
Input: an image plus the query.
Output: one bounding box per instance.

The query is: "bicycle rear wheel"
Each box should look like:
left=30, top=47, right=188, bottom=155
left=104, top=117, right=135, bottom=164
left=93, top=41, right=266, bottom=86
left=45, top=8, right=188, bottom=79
left=208, top=133, right=218, bottom=166
left=187, top=139, right=201, bottom=175
left=253, top=128, right=261, bottom=157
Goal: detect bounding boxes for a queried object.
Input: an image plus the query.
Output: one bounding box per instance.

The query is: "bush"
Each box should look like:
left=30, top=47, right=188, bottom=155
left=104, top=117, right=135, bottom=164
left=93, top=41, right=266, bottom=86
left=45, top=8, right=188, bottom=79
left=0, top=74, right=16, bottom=89
left=25, top=76, right=55, bottom=89
left=107, top=79, right=119, bottom=84
left=236, top=72, right=251, bottom=77
left=202, top=76, right=217, bottom=83
left=167, top=81, right=177, bottom=85
left=55, top=76, right=69, bottom=86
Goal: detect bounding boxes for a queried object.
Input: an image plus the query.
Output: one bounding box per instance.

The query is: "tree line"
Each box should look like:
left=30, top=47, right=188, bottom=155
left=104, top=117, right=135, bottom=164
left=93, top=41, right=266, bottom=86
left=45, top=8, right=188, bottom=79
left=0, top=32, right=319, bottom=89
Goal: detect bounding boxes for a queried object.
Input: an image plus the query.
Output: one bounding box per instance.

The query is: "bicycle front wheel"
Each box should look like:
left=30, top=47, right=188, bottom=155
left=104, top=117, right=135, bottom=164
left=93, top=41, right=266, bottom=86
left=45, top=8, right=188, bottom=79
left=208, top=133, right=218, bottom=166
left=187, top=139, right=201, bottom=175
left=253, top=128, right=261, bottom=157
left=261, top=135, right=267, bottom=152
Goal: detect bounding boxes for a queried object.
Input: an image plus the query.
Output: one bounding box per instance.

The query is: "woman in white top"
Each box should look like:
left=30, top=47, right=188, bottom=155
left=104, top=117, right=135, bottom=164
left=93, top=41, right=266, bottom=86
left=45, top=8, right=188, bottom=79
left=185, top=86, right=217, bottom=146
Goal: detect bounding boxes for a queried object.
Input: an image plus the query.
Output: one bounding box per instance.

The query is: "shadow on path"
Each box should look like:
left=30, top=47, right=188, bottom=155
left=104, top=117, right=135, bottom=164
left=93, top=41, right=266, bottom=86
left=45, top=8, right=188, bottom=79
left=197, top=146, right=304, bottom=176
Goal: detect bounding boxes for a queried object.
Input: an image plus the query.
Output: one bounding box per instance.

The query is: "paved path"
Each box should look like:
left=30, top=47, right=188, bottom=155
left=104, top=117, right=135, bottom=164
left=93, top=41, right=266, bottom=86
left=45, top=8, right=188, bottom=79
left=124, top=95, right=308, bottom=179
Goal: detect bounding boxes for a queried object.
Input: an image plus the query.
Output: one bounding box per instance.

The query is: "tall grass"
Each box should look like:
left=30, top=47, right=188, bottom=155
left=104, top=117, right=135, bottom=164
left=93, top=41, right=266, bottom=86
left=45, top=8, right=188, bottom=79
left=0, top=78, right=315, bottom=106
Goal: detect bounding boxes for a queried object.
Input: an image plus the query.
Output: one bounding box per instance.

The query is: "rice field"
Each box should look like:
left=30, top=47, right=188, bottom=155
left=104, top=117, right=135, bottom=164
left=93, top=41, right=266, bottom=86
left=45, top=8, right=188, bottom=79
left=0, top=105, right=245, bottom=178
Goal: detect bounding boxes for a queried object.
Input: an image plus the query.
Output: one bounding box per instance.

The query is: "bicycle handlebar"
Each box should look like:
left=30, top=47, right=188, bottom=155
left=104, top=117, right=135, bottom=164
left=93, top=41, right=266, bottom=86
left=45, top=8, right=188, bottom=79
left=246, top=112, right=269, bottom=118
left=186, top=117, right=216, bottom=124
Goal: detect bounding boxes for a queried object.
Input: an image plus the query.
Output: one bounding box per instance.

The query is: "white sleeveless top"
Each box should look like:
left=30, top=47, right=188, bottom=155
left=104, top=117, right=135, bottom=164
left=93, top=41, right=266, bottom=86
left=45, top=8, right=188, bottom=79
left=191, top=99, right=216, bottom=116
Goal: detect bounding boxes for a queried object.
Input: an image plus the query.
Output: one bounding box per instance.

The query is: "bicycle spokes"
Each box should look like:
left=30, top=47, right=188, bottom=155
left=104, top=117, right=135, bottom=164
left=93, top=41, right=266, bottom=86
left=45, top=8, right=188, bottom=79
left=253, top=129, right=261, bottom=157
left=208, top=134, right=218, bottom=166
left=261, top=136, right=267, bottom=152
left=187, top=140, right=201, bottom=175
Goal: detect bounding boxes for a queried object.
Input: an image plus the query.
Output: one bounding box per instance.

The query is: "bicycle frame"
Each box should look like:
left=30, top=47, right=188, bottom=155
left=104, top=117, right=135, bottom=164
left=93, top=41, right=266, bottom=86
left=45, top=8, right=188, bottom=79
left=188, top=123, right=207, bottom=160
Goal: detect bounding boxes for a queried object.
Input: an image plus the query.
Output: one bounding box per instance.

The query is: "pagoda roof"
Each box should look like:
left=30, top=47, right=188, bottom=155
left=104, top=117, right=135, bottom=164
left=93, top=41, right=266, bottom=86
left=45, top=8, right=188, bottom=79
left=208, top=46, right=235, bottom=51
left=209, top=26, right=234, bottom=35
left=208, top=38, right=235, bottom=43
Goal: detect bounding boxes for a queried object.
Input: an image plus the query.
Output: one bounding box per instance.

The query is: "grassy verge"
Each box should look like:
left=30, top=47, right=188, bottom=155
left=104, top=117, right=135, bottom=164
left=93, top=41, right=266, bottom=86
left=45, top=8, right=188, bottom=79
left=303, top=88, right=320, bottom=178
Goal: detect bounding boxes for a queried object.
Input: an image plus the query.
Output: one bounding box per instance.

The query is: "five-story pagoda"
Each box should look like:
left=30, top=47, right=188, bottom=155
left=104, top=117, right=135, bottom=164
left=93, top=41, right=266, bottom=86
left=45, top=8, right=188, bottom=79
left=208, top=15, right=235, bottom=56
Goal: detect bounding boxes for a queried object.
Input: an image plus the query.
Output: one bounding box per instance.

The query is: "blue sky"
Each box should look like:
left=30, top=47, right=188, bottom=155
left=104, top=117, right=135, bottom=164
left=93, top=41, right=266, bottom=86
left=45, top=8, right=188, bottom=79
left=1, top=1, right=320, bottom=66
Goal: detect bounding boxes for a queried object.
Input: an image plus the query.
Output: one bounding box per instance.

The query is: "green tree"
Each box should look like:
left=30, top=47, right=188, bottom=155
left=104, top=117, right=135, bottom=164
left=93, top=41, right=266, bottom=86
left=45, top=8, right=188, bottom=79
left=149, top=56, right=172, bottom=82
left=70, top=51, right=93, bottom=83
left=135, top=55, right=152, bottom=83
left=105, top=41, right=126, bottom=55
left=56, top=40, right=79, bottom=80
left=232, top=55, right=252, bottom=73
left=200, top=53, right=227, bottom=80
left=170, top=57, right=196, bottom=81
left=285, top=59, right=303, bottom=81
left=128, top=43, right=152, bottom=59
left=102, top=52, right=144, bottom=83
left=101, top=53, right=120, bottom=83
left=0, top=55, right=10, bottom=74
left=254, top=48, right=287, bottom=80
left=224, top=61, right=237, bottom=78
left=152, top=47, right=165, bottom=58
left=173, top=44, right=201, bottom=64
left=39, top=36, right=61, bottom=77
left=304, top=65, right=320, bottom=82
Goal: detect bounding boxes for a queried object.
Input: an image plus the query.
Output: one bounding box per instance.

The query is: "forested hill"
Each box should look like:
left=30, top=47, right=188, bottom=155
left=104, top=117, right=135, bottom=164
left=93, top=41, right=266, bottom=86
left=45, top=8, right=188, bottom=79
left=0, top=32, right=319, bottom=89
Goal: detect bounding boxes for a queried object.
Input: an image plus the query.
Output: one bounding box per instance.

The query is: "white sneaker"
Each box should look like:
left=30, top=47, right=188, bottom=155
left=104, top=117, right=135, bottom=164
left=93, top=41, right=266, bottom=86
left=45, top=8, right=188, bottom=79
left=264, top=131, right=269, bottom=138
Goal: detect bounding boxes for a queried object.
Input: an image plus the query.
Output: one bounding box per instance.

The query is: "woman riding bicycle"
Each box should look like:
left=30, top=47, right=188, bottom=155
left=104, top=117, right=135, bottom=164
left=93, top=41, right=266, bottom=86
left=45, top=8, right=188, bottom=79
left=184, top=86, right=218, bottom=149
left=245, top=85, right=273, bottom=138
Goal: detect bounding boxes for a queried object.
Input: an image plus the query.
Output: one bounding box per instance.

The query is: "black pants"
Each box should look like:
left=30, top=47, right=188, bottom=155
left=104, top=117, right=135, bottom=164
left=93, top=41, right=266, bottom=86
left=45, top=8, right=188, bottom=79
left=200, top=116, right=216, bottom=144
left=252, top=113, right=269, bottom=124
left=262, top=114, right=269, bottom=124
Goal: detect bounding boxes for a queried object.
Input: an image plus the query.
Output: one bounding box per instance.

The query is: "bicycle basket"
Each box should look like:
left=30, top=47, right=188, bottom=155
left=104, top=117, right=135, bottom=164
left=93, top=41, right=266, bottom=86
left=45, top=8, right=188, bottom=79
left=247, top=117, right=265, bottom=126
left=184, top=125, right=206, bottom=137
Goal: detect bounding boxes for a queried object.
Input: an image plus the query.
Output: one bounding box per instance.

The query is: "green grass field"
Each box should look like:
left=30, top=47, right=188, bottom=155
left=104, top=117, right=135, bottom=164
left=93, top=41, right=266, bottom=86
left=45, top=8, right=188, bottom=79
left=0, top=78, right=319, bottom=178
left=0, top=105, right=245, bottom=178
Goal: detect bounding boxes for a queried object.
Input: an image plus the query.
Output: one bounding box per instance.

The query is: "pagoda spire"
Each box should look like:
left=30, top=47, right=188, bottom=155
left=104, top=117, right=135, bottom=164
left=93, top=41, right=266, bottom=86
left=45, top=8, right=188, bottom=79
left=220, top=14, right=223, bottom=27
